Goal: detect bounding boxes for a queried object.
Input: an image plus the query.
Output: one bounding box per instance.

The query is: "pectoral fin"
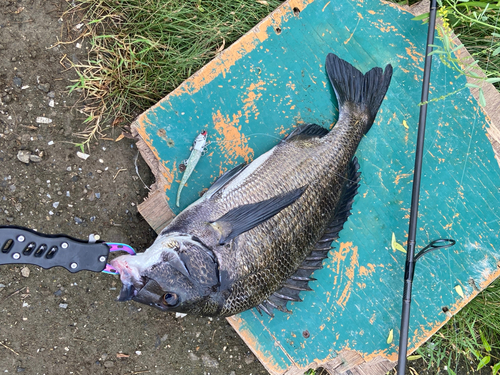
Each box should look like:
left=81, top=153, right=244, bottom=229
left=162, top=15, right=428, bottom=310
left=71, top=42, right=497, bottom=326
left=211, top=186, right=306, bottom=245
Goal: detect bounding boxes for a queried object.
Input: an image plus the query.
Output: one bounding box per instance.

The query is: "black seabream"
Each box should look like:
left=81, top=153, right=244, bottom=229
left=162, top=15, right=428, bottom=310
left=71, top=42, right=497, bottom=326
left=111, top=53, right=393, bottom=317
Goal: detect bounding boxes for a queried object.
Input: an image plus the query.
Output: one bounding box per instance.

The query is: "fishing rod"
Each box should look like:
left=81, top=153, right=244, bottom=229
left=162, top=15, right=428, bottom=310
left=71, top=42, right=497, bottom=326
left=395, top=0, right=456, bottom=372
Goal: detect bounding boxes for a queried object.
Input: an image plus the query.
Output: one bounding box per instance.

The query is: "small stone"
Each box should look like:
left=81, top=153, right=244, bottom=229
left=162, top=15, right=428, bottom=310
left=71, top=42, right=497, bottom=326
left=13, top=77, right=22, bottom=87
left=17, top=150, right=31, bottom=164
left=38, top=83, right=51, bottom=93
left=29, top=154, right=42, bottom=163
left=175, top=312, right=187, bottom=319
left=244, top=353, right=255, bottom=364
left=135, top=350, right=141, bottom=355
left=59, top=303, right=68, bottom=309
left=77, top=151, right=90, bottom=160
left=16, top=367, right=25, bottom=373
left=20, top=134, right=31, bottom=144
left=53, top=202, right=59, bottom=208
left=54, top=289, right=63, bottom=297
left=11, top=57, right=17, bottom=62
left=9, top=184, right=16, bottom=192
left=47, top=141, right=54, bottom=146
left=95, top=192, right=101, bottom=199
left=48, top=99, right=55, bottom=107
left=188, top=352, right=199, bottom=361
left=103, top=361, right=114, bottom=368
left=0, top=44, right=4, bottom=50
left=36, top=117, right=52, bottom=124
left=47, top=91, right=56, bottom=98
left=21, top=267, right=30, bottom=278
left=201, top=354, right=219, bottom=368
left=74, top=216, right=83, bottom=224
left=6, top=217, right=14, bottom=222
left=3, top=95, right=12, bottom=104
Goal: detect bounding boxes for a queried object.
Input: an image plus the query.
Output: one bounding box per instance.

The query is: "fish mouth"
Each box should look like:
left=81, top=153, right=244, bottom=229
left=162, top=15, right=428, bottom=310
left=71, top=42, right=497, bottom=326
left=110, top=255, right=146, bottom=302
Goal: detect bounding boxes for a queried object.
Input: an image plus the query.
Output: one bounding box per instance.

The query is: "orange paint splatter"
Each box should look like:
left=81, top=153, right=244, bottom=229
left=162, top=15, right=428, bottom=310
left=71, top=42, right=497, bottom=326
left=212, top=110, right=254, bottom=164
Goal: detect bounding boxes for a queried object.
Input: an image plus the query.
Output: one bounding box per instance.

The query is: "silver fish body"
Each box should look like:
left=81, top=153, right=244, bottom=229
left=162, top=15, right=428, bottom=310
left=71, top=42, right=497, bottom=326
left=111, top=53, right=393, bottom=317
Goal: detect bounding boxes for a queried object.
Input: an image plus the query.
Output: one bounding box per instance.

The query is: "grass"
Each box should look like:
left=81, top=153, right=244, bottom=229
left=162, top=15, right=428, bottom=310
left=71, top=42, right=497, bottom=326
left=416, top=281, right=500, bottom=374
left=66, top=0, right=284, bottom=149
left=68, top=0, right=500, bottom=373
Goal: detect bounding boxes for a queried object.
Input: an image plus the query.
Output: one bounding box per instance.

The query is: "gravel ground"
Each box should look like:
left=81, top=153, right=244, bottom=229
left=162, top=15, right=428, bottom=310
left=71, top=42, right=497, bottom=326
left=0, top=1, right=266, bottom=374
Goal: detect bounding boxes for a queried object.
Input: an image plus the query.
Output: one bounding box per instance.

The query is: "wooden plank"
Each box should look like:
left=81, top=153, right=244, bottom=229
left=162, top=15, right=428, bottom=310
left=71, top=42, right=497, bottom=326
left=130, top=0, right=500, bottom=374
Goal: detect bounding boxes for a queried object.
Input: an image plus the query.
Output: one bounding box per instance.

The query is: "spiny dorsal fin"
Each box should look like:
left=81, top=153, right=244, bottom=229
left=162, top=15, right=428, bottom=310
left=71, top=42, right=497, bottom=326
left=256, top=158, right=361, bottom=317
left=211, top=186, right=306, bottom=245
left=283, top=124, right=329, bottom=143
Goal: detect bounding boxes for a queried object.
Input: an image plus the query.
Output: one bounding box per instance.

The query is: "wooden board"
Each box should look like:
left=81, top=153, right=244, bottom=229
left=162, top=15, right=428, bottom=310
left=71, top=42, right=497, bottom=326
left=131, top=0, right=500, bottom=373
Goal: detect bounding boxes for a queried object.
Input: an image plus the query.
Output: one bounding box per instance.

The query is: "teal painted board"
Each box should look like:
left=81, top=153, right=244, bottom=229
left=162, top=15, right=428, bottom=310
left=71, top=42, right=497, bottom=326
left=132, top=0, right=500, bottom=373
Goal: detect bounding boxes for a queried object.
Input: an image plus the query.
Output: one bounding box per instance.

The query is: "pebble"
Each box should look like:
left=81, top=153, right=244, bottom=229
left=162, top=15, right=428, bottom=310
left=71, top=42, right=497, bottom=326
left=36, top=117, right=52, bottom=124
left=9, top=184, right=16, bottom=192
left=201, top=354, right=219, bottom=368
left=3, top=95, right=12, bottom=104
left=17, top=150, right=31, bottom=164
left=74, top=216, right=83, bottom=224
left=188, top=352, right=199, bottom=361
left=29, top=154, right=42, bottom=163
left=244, top=353, right=255, bottom=364
left=13, top=76, right=22, bottom=87
left=54, top=289, right=63, bottom=297
left=59, top=303, right=68, bottom=309
left=103, top=361, right=114, bottom=368
left=175, top=312, right=187, bottom=319
left=21, top=267, right=30, bottom=278
left=48, top=99, right=55, bottom=108
left=77, top=151, right=90, bottom=160
left=53, top=202, right=59, bottom=208
left=47, top=91, right=56, bottom=98
left=38, top=83, right=51, bottom=93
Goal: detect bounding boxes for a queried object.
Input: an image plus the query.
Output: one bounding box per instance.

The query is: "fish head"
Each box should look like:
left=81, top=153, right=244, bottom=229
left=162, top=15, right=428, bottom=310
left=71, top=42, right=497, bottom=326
left=110, top=234, right=220, bottom=314
left=192, top=130, right=208, bottom=151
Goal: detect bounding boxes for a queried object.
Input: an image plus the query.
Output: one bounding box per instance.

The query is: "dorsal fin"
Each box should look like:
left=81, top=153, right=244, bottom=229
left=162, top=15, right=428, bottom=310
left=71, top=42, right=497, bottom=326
left=283, top=124, right=329, bottom=143
left=258, top=157, right=361, bottom=316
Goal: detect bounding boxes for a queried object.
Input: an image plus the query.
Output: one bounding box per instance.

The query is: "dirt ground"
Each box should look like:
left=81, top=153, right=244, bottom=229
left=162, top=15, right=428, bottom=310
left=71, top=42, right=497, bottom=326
left=0, top=1, right=267, bottom=374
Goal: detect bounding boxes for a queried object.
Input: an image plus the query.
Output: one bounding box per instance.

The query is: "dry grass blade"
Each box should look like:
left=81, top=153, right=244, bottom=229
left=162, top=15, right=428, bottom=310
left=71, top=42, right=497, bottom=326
left=65, top=0, right=284, bottom=150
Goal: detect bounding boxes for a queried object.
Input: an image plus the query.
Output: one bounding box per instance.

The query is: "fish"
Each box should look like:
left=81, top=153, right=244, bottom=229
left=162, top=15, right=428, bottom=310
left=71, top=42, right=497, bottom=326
left=110, top=53, right=393, bottom=317
left=176, top=130, right=208, bottom=207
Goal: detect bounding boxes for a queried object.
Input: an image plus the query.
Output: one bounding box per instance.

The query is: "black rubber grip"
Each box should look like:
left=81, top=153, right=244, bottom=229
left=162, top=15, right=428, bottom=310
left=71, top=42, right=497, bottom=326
left=0, top=226, right=109, bottom=273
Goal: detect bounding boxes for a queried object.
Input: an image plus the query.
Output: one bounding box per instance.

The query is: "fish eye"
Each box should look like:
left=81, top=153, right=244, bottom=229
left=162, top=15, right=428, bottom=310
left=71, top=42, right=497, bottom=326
left=163, top=292, right=179, bottom=306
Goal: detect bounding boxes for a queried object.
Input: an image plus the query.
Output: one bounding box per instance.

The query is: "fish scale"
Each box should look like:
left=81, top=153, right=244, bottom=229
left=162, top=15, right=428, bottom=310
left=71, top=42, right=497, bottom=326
left=110, top=54, right=393, bottom=317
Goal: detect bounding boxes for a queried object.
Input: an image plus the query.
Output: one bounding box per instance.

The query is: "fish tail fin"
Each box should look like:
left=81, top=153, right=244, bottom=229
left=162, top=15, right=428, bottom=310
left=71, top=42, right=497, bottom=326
left=325, top=53, right=393, bottom=134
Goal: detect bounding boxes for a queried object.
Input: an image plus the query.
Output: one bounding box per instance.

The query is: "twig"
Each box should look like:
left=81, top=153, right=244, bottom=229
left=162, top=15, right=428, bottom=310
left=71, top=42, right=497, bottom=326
left=113, top=168, right=127, bottom=180
left=0, top=341, right=19, bottom=356
left=0, top=287, right=26, bottom=304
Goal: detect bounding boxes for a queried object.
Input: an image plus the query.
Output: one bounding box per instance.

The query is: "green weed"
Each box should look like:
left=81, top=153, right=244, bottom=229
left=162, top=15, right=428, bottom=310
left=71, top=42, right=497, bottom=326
left=66, top=0, right=283, bottom=147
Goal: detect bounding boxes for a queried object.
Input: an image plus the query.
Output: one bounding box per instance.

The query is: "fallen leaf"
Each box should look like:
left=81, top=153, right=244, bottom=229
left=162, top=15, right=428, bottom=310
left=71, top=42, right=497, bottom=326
left=455, top=285, right=464, bottom=298
left=115, top=133, right=125, bottom=142
left=391, top=233, right=406, bottom=253
left=408, top=355, right=422, bottom=361
left=387, top=329, right=393, bottom=344
left=403, top=120, right=409, bottom=129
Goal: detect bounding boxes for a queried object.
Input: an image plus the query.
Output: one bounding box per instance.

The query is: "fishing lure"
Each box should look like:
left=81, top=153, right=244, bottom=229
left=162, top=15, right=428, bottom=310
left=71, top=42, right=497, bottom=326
left=176, top=130, right=208, bottom=207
